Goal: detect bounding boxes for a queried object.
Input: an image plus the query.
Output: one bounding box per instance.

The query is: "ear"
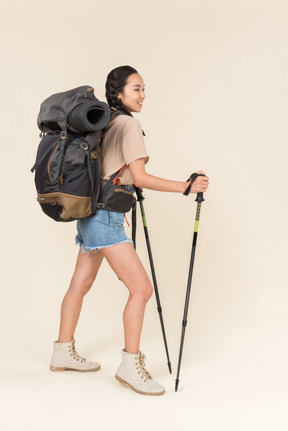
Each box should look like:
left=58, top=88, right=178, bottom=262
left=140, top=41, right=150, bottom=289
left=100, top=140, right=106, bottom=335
left=117, top=92, right=123, bottom=101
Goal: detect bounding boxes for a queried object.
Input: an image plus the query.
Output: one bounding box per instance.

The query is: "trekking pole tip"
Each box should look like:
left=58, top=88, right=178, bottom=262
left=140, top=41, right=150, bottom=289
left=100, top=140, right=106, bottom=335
left=168, top=362, right=172, bottom=374
left=175, top=379, right=179, bottom=392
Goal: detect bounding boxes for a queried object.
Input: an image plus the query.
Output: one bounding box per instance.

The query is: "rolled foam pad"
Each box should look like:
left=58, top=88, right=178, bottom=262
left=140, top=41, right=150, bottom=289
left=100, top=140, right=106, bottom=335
left=68, top=101, right=110, bottom=132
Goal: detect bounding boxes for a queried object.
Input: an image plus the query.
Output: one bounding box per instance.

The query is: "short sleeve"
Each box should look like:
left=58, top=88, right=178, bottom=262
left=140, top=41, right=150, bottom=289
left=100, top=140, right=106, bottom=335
left=122, top=117, right=149, bottom=165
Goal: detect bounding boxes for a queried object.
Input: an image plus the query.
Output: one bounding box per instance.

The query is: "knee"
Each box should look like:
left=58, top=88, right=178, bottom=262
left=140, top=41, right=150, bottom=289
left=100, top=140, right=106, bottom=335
left=69, top=273, right=95, bottom=297
left=146, top=285, right=153, bottom=302
left=134, top=283, right=153, bottom=304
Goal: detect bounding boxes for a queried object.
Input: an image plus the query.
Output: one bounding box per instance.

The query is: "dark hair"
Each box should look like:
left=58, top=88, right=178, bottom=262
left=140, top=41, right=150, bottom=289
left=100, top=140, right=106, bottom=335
left=105, top=65, right=138, bottom=116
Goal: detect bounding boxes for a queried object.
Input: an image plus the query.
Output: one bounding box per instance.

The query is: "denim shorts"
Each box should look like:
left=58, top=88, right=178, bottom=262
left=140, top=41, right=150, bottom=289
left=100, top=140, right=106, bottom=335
left=75, top=185, right=135, bottom=253
left=75, top=210, right=133, bottom=253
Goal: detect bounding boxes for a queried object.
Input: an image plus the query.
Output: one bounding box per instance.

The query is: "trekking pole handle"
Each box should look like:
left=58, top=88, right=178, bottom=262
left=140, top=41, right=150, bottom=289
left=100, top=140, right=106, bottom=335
left=135, top=186, right=145, bottom=202
left=183, top=173, right=205, bottom=203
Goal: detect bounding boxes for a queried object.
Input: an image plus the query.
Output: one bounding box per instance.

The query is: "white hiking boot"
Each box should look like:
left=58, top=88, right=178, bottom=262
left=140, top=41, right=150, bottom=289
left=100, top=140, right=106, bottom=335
left=115, top=350, right=165, bottom=395
left=50, top=337, right=100, bottom=372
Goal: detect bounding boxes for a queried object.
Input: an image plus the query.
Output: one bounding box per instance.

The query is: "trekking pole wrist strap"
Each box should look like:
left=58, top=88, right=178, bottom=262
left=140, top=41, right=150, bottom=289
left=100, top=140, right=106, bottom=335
left=183, top=173, right=205, bottom=203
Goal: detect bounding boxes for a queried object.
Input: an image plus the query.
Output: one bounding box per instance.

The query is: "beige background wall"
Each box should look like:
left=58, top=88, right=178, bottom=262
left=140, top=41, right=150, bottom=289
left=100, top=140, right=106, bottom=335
left=0, top=0, right=287, bottom=430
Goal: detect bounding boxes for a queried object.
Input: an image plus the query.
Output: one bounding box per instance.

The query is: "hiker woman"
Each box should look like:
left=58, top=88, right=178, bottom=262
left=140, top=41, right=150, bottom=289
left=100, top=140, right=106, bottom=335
left=50, top=65, right=209, bottom=395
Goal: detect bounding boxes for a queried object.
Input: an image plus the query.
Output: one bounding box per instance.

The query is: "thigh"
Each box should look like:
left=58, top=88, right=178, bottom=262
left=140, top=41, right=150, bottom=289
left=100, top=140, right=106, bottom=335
left=73, top=249, right=104, bottom=282
left=101, top=242, right=152, bottom=294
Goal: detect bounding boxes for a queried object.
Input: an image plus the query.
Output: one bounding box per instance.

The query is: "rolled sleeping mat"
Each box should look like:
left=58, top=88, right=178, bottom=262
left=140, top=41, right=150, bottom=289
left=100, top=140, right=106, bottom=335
left=67, top=101, right=110, bottom=133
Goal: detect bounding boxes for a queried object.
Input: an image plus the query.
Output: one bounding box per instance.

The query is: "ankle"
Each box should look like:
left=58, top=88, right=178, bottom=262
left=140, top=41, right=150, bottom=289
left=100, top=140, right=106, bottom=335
left=58, top=335, right=74, bottom=343
left=124, top=348, right=140, bottom=355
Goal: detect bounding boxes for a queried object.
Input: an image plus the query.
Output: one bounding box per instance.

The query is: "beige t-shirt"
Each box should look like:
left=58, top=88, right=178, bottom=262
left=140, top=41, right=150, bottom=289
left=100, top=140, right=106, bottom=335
left=100, top=114, right=149, bottom=185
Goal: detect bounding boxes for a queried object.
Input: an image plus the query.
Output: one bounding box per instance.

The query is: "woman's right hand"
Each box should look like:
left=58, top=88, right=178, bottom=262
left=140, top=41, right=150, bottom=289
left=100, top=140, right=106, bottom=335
left=188, top=171, right=209, bottom=194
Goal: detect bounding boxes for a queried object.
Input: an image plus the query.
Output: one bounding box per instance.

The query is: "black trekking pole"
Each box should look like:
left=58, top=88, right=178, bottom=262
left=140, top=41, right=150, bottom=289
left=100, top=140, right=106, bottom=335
left=175, top=173, right=205, bottom=391
left=135, top=187, right=172, bottom=374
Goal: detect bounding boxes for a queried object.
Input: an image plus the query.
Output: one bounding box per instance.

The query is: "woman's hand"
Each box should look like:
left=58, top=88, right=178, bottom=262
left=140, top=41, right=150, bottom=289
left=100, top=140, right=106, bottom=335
left=189, top=171, right=209, bottom=194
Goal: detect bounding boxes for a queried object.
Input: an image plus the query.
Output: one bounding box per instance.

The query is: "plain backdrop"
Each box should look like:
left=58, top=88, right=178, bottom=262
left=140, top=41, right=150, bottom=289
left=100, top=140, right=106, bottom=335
left=0, top=0, right=287, bottom=430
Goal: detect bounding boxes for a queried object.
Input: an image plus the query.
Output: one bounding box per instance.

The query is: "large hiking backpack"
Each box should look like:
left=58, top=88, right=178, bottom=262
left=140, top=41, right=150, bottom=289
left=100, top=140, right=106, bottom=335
left=31, top=85, right=111, bottom=222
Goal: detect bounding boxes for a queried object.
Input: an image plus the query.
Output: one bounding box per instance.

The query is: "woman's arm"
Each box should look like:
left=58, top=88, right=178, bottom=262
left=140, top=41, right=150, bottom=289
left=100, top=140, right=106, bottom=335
left=128, top=158, right=209, bottom=194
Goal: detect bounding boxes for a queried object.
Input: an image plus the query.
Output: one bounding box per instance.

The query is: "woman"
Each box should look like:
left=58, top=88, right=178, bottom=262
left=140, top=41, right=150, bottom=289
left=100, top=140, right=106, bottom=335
left=50, top=66, right=209, bottom=396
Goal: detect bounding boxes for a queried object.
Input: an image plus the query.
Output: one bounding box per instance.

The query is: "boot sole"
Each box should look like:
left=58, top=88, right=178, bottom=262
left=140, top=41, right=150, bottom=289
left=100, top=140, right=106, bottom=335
left=50, top=365, right=101, bottom=372
left=115, top=374, right=165, bottom=396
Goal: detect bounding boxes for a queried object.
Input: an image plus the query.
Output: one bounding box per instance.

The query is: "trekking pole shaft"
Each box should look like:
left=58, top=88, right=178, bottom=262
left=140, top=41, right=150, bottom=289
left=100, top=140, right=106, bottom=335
left=139, top=200, right=172, bottom=374
left=175, top=202, right=202, bottom=391
left=136, top=189, right=172, bottom=374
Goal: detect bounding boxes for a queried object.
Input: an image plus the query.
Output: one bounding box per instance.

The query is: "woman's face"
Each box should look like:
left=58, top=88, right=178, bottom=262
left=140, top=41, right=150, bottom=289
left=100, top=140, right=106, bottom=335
left=117, top=73, right=145, bottom=113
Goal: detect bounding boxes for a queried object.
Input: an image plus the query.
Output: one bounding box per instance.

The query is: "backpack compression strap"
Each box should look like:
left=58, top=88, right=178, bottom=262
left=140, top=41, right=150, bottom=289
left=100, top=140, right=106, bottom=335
left=131, top=200, right=137, bottom=249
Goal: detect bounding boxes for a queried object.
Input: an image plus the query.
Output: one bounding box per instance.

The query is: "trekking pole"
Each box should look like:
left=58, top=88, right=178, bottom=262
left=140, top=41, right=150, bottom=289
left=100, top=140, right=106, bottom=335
left=175, top=173, right=206, bottom=391
left=135, top=187, right=172, bottom=374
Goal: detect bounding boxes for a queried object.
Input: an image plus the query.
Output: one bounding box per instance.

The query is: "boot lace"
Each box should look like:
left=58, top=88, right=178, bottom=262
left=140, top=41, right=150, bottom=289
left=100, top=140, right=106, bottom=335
left=68, top=338, right=85, bottom=363
left=135, top=353, right=152, bottom=383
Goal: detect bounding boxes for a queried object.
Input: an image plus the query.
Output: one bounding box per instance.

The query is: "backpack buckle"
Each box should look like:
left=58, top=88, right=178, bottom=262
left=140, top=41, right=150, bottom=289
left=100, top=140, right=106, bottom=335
left=90, top=151, right=98, bottom=159
left=60, top=131, right=67, bottom=139
left=57, top=174, right=64, bottom=184
left=80, top=142, right=89, bottom=151
left=97, top=203, right=105, bottom=209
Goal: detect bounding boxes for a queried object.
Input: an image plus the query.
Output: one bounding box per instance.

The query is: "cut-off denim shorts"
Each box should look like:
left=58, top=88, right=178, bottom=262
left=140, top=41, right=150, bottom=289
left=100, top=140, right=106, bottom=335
left=75, top=186, right=134, bottom=253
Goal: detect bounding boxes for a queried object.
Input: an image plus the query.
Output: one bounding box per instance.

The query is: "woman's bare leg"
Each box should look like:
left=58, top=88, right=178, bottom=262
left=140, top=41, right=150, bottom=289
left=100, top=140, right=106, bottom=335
left=101, top=242, right=153, bottom=354
left=58, top=249, right=104, bottom=342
